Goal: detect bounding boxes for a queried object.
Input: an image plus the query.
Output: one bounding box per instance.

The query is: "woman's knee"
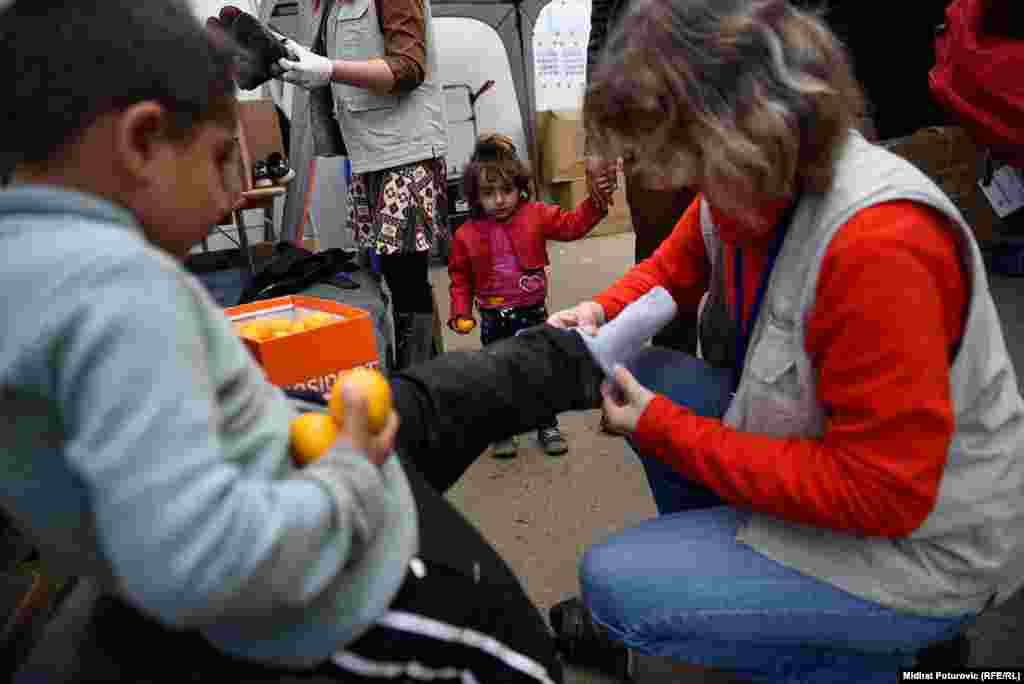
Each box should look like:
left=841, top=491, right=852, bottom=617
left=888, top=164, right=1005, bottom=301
left=578, top=537, right=638, bottom=632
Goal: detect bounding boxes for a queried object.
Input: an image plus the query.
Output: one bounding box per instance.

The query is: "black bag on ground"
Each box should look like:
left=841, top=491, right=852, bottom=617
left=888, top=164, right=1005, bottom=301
left=236, top=243, right=360, bottom=306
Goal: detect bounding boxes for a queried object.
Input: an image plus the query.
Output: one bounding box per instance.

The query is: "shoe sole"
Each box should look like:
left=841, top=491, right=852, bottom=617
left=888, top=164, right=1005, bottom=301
left=491, top=441, right=517, bottom=459
left=272, top=169, right=296, bottom=185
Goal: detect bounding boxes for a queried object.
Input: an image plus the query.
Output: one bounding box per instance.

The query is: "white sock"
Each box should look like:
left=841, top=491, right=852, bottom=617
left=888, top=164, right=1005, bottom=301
left=574, top=286, right=678, bottom=379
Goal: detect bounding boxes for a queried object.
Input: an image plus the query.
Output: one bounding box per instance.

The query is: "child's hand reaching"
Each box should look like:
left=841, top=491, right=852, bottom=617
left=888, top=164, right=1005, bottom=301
left=593, top=171, right=616, bottom=212
left=449, top=317, right=477, bottom=335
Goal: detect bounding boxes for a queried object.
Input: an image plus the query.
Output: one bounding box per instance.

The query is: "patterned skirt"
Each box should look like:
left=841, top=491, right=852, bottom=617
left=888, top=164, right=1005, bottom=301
left=348, top=157, right=449, bottom=255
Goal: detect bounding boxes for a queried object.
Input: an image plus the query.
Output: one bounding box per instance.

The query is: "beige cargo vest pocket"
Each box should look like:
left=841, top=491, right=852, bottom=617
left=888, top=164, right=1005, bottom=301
left=331, top=0, right=399, bottom=117
left=334, top=0, right=373, bottom=55
left=737, top=316, right=808, bottom=438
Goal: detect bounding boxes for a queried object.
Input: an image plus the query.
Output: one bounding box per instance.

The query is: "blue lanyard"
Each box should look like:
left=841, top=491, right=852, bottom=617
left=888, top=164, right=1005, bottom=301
left=733, top=200, right=799, bottom=385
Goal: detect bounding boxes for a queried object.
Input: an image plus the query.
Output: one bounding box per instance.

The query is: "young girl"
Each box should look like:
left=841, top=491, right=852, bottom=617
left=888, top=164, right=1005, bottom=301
left=448, top=133, right=610, bottom=457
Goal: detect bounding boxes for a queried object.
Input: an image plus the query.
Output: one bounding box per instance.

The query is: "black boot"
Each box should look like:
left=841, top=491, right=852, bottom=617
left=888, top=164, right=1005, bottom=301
left=914, top=633, right=971, bottom=669
left=549, top=597, right=632, bottom=679
left=207, top=6, right=289, bottom=91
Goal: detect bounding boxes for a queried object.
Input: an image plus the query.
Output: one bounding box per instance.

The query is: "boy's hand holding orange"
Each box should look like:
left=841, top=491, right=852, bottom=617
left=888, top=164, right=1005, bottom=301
left=450, top=317, right=476, bottom=334
left=289, top=368, right=398, bottom=468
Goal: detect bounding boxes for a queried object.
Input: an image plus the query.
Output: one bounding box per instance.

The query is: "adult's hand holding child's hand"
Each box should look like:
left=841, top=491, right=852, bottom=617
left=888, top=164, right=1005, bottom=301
left=585, top=156, right=617, bottom=209
left=600, top=365, right=656, bottom=435
left=338, top=384, right=399, bottom=468
left=547, top=301, right=606, bottom=336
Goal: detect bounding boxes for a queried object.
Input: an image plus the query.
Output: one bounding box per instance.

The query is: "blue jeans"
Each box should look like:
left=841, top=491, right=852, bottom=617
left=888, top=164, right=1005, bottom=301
left=580, top=347, right=976, bottom=683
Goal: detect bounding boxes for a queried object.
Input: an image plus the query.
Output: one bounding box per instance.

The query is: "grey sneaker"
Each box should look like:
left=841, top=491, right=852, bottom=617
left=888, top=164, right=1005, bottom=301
left=491, top=435, right=518, bottom=459
left=538, top=426, right=569, bottom=456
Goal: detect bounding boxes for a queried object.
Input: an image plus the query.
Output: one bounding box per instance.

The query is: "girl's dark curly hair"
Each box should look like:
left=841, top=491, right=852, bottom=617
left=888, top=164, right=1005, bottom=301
left=462, top=133, right=534, bottom=219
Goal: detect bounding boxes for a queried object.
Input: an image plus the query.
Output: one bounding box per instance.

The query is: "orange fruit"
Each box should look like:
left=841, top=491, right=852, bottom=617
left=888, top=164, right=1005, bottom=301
left=290, top=412, right=340, bottom=466
left=329, top=367, right=393, bottom=434
left=238, top=320, right=273, bottom=341
left=304, top=312, right=336, bottom=329
left=455, top=318, right=475, bottom=333
left=267, top=318, right=293, bottom=334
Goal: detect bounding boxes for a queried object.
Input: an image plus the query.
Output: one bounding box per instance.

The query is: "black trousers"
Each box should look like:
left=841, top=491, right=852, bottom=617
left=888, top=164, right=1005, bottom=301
left=14, top=464, right=562, bottom=684
left=378, top=252, right=433, bottom=315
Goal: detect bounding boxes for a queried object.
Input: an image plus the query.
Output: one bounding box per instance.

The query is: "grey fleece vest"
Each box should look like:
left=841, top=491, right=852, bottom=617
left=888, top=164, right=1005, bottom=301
left=324, top=0, right=447, bottom=174
left=700, top=131, right=1024, bottom=617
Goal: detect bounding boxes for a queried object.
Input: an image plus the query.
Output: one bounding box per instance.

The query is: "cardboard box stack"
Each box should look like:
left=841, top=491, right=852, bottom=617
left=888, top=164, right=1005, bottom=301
left=224, top=295, right=379, bottom=395
left=535, top=110, right=632, bottom=238
left=882, top=126, right=1006, bottom=246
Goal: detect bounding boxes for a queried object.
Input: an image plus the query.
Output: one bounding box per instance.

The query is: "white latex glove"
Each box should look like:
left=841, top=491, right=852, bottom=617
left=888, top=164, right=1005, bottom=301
left=277, top=39, right=333, bottom=90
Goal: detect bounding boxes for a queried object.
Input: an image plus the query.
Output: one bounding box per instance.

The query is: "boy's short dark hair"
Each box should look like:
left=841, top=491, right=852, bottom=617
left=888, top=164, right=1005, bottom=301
left=462, top=134, right=534, bottom=219
left=0, top=0, right=238, bottom=172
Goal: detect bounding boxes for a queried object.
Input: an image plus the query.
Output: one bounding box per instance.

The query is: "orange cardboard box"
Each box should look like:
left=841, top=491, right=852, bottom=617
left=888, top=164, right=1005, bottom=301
left=224, top=295, right=379, bottom=395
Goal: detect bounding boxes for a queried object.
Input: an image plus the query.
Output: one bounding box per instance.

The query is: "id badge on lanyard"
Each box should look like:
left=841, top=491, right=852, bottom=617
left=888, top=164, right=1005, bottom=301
left=733, top=199, right=799, bottom=390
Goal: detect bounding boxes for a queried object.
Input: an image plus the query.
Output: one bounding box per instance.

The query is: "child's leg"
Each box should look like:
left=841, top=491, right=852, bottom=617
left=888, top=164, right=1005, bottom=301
left=379, top=251, right=435, bottom=370
left=21, top=466, right=563, bottom=684
left=478, top=308, right=511, bottom=347
left=332, top=463, right=562, bottom=683
left=503, top=305, right=560, bottom=432
left=390, top=325, right=605, bottom=490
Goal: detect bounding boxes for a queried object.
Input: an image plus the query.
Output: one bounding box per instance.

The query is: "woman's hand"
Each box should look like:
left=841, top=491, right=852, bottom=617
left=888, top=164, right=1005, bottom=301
left=600, top=365, right=656, bottom=436
left=338, top=384, right=399, bottom=468
left=547, top=301, right=606, bottom=336
left=277, top=39, right=334, bottom=90
left=585, top=156, right=617, bottom=209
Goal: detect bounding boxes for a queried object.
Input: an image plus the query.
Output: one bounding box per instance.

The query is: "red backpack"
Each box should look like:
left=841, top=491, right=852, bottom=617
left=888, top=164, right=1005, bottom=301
left=929, top=0, right=1024, bottom=166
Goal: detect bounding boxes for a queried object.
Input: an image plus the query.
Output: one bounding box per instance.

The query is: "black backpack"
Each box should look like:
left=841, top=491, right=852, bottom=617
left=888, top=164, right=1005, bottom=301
left=236, top=242, right=360, bottom=305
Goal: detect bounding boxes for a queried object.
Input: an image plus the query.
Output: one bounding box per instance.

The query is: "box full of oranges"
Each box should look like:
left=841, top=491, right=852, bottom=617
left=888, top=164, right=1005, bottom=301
left=224, top=295, right=379, bottom=395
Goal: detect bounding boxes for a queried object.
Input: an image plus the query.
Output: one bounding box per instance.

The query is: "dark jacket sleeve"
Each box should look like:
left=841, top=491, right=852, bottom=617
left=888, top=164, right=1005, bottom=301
left=585, top=0, right=625, bottom=153
left=587, top=0, right=626, bottom=86
left=391, top=326, right=604, bottom=492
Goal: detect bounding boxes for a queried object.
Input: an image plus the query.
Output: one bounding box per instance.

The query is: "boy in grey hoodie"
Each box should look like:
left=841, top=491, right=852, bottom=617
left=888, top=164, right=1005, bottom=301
left=1, top=1, right=606, bottom=681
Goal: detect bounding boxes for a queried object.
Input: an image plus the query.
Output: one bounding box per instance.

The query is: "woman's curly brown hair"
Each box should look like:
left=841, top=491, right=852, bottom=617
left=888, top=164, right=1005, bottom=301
left=462, top=133, right=534, bottom=219
left=584, top=0, right=867, bottom=212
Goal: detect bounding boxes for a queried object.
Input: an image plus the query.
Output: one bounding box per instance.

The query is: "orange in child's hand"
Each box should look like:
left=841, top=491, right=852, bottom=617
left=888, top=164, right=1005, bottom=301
left=290, top=412, right=340, bottom=466
left=455, top=318, right=475, bottom=333
left=329, top=368, right=393, bottom=434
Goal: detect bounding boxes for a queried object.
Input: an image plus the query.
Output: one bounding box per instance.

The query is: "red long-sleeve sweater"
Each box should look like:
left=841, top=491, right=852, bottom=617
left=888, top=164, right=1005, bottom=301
left=593, top=197, right=968, bottom=538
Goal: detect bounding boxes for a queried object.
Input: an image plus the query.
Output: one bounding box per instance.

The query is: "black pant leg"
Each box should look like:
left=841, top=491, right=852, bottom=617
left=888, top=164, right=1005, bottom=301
left=379, top=251, right=433, bottom=314
left=331, top=463, right=562, bottom=684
